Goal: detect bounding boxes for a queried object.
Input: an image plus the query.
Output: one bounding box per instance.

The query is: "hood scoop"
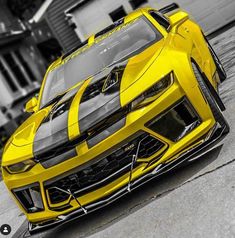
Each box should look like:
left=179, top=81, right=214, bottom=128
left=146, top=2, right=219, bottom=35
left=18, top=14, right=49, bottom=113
left=102, top=66, right=124, bottom=93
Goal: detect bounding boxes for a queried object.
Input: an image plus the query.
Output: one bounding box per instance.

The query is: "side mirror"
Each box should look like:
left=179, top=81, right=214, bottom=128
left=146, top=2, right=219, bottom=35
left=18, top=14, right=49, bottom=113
left=25, top=97, right=38, bottom=113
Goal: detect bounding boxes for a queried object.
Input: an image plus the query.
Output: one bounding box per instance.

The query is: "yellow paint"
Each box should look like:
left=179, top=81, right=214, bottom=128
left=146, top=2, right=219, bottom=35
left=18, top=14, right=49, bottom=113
left=88, top=34, right=95, bottom=46
left=68, top=79, right=91, bottom=140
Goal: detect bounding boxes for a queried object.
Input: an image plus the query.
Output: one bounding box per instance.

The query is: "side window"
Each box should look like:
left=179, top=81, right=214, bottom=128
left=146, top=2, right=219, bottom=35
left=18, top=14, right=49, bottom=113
left=149, top=11, right=170, bottom=30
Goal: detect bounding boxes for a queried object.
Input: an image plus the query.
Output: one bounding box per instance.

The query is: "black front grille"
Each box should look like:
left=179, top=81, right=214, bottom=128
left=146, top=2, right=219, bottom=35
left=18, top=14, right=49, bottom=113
left=45, top=131, right=164, bottom=206
left=138, top=135, right=164, bottom=158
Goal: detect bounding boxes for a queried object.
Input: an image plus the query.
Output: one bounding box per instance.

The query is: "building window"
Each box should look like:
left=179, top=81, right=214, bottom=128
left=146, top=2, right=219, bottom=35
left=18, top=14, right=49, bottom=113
left=0, top=50, right=38, bottom=92
left=0, top=127, right=8, bottom=149
left=3, top=53, right=29, bottom=87
left=14, top=50, right=37, bottom=82
left=0, top=58, right=18, bottom=92
left=129, top=0, right=148, bottom=10
left=109, top=6, right=127, bottom=22
left=37, top=38, right=62, bottom=65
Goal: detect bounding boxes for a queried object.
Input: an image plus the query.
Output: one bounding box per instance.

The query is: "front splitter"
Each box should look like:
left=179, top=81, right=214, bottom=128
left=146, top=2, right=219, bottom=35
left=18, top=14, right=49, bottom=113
left=29, top=121, right=229, bottom=235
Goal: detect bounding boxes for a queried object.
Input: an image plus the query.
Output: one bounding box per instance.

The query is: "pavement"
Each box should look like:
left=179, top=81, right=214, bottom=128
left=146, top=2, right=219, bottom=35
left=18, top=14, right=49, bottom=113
left=0, top=23, right=235, bottom=238
left=0, top=180, right=26, bottom=237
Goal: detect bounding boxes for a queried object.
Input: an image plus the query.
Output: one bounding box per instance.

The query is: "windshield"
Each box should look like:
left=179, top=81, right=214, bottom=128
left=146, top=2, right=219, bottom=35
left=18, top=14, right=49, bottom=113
left=40, top=16, right=163, bottom=108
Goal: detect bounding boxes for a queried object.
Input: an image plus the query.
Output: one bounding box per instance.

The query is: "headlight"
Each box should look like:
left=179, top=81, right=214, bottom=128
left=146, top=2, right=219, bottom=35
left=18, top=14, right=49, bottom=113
left=6, top=159, right=36, bottom=174
left=131, top=72, right=173, bottom=110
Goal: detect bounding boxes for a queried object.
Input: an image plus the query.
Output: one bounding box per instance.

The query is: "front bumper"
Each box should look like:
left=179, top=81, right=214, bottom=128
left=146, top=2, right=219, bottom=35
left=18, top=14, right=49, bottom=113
left=28, top=121, right=228, bottom=234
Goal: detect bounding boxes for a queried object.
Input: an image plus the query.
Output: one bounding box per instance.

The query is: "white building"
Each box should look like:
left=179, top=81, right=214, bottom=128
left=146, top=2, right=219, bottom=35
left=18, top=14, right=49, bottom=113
left=0, top=0, right=46, bottom=146
left=65, top=0, right=235, bottom=41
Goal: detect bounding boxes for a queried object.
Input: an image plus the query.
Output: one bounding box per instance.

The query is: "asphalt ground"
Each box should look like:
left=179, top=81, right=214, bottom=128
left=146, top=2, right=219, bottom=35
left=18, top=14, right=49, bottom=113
left=0, top=22, right=235, bottom=238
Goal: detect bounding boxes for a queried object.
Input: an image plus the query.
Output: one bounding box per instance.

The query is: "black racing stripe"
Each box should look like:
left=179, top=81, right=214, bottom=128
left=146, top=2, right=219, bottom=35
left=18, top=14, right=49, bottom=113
left=33, top=101, right=72, bottom=158
left=33, top=61, right=128, bottom=161
left=40, top=148, right=77, bottom=168
left=87, top=117, right=126, bottom=148
left=78, top=61, right=128, bottom=134
left=33, top=85, right=82, bottom=159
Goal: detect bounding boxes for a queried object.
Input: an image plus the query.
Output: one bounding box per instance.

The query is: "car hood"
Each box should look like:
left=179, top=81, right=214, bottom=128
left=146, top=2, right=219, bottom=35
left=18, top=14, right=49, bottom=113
left=3, top=40, right=165, bottom=164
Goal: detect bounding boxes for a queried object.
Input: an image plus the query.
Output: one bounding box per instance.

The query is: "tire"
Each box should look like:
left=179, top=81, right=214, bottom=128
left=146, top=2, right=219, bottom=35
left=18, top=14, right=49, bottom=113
left=203, top=34, right=227, bottom=82
left=191, top=62, right=229, bottom=131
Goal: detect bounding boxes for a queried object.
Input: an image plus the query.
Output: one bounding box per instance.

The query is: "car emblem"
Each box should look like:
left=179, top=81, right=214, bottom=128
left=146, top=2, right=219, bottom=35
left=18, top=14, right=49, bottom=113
left=124, top=143, right=135, bottom=151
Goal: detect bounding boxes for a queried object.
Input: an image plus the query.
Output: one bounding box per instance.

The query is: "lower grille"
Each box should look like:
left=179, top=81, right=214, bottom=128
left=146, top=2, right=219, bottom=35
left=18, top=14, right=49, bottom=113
left=45, top=131, right=164, bottom=206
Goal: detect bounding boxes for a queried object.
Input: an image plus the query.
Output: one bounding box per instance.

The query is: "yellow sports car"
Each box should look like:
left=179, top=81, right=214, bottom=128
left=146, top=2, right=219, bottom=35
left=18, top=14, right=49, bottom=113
left=1, top=3, right=229, bottom=234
